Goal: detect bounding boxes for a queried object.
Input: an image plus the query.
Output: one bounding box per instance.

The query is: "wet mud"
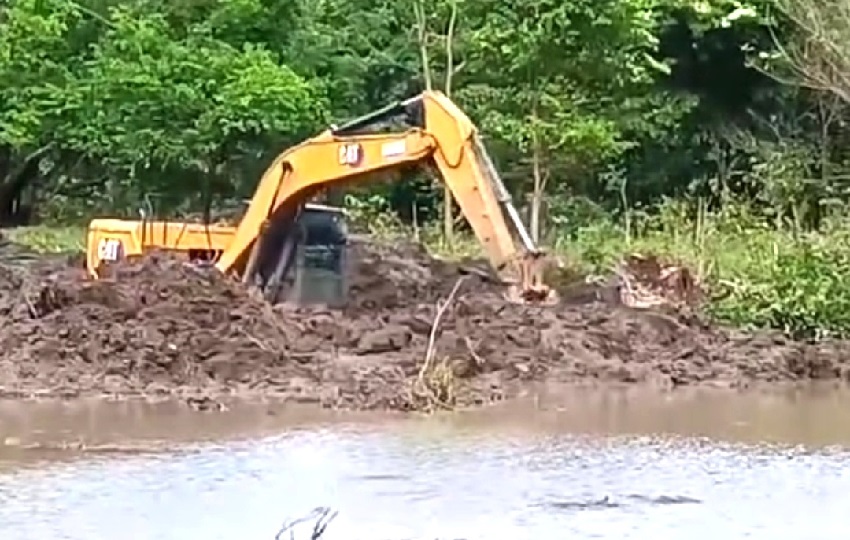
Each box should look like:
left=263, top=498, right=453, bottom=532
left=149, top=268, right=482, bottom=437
left=1, top=234, right=850, bottom=411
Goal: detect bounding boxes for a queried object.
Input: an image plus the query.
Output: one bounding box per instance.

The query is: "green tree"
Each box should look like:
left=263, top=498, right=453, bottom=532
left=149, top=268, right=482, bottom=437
left=0, top=0, right=81, bottom=223
left=1, top=0, right=327, bottom=221
left=456, top=0, right=672, bottom=240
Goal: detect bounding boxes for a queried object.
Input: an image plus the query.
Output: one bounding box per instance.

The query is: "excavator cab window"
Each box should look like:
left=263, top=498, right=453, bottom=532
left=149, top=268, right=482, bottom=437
left=287, top=204, right=349, bottom=307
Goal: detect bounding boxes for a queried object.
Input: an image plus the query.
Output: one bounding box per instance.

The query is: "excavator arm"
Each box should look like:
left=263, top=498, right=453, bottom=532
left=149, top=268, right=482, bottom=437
left=85, top=90, right=553, bottom=303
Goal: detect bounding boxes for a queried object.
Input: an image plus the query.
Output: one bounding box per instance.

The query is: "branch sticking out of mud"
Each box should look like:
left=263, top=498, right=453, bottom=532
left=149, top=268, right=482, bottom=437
left=412, top=276, right=467, bottom=412
left=275, top=507, right=338, bottom=540
left=241, top=301, right=291, bottom=355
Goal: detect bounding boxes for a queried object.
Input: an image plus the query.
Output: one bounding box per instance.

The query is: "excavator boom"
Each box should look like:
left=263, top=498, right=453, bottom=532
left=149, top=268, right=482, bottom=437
left=85, top=90, right=553, bottom=303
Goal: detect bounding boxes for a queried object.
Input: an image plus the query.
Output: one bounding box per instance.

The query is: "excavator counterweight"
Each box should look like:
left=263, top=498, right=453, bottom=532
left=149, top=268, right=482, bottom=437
left=85, top=90, right=556, bottom=305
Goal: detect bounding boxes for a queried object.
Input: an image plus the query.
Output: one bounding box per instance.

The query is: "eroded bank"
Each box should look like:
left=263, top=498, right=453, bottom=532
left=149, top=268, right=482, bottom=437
left=1, top=237, right=850, bottom=411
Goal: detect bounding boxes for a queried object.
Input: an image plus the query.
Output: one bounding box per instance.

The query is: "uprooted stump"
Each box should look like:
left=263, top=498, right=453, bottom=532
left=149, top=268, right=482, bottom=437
left=615, top=253, right=706, bottom=311
left=2, top=238, right=850, bottom=410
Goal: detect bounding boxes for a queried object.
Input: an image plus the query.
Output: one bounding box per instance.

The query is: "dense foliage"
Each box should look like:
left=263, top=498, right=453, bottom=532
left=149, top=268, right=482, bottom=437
left=4, top=0, right=850, bottom=337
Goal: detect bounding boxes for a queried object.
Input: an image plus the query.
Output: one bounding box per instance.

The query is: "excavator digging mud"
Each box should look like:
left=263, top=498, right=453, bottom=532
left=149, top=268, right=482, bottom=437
left=84, top=90, right=556, bottom=306
left=6, top=92, right=850, bottom=406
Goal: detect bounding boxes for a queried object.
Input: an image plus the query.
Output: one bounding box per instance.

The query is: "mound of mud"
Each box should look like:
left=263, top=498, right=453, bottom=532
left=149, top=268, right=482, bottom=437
left=1, top=237, right=850, bottom=410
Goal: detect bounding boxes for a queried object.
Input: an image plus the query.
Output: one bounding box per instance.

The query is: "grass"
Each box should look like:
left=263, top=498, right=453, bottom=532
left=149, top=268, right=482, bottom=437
left=8, top=199, right=850, bottom=339
left=563, top=205, right=850, bottom=339
left=2, top=225, right=86, bottom=253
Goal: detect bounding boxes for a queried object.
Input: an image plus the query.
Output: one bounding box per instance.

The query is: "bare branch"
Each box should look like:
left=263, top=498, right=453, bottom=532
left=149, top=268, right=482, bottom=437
left=275, top=507, right=338, bottom=540
left=444, top=0, right=458, bottom=97
left=412, top=276, right=467, bottom=411
left=413, top=0, right=433, bottom=90
left=771, top=0, right=850, bottom=103
left=421, top=276, right=466, bottom=379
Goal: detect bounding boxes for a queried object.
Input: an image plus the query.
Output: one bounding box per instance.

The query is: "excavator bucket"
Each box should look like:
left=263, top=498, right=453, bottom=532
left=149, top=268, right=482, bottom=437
left=498, top=251, right=557, bottom=305
left=518, top=252, right=552, bottom=302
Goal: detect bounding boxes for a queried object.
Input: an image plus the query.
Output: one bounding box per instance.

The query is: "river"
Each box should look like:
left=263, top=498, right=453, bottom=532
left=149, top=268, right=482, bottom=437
left=1, top=385, right=849, bottom=539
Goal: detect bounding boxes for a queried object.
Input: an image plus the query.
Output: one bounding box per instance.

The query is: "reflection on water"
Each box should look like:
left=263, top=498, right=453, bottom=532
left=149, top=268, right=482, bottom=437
left=1, top=387, right=850, bottom=539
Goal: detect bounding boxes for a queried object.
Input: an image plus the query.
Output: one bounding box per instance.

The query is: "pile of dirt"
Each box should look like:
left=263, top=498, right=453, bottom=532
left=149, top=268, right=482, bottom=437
left=1, top=238, right=850, bottom=411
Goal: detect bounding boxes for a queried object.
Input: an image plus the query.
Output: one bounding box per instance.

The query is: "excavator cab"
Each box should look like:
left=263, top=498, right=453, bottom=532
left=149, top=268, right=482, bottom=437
left=277, top=203, right=349, bottom=307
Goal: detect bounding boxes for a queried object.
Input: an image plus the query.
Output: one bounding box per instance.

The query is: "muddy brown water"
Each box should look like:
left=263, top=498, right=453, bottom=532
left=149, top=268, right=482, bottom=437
left=1, top=386, right=850, bottom=539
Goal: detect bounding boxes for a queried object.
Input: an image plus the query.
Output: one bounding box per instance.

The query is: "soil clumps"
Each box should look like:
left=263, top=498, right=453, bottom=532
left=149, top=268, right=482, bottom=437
left=1, top=236, right=850, bottom=411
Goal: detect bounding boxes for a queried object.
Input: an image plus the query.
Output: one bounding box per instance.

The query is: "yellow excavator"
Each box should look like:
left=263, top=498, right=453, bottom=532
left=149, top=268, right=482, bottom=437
left=84, top=90, right=555, bottom=304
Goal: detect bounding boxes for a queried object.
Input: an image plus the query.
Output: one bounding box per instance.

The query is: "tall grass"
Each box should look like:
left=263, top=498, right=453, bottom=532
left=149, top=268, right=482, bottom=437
left=2, top=225, right=86, bottom=253
left=555, top=200, right=850, bottom=339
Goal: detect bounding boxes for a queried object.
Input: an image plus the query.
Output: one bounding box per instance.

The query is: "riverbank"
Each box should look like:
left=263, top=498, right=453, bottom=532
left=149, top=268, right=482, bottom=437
left=2, top=229, right=850, bottom=412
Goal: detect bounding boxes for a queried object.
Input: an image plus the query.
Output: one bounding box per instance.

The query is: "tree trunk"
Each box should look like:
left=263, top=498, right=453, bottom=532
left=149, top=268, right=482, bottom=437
left=441, top=0, right=459, bottom=246
left=413, top=0, right=432, bottom=91
left=0, top=143, right=54, bottom=226
left=529, top=100, right=546, bottom=243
